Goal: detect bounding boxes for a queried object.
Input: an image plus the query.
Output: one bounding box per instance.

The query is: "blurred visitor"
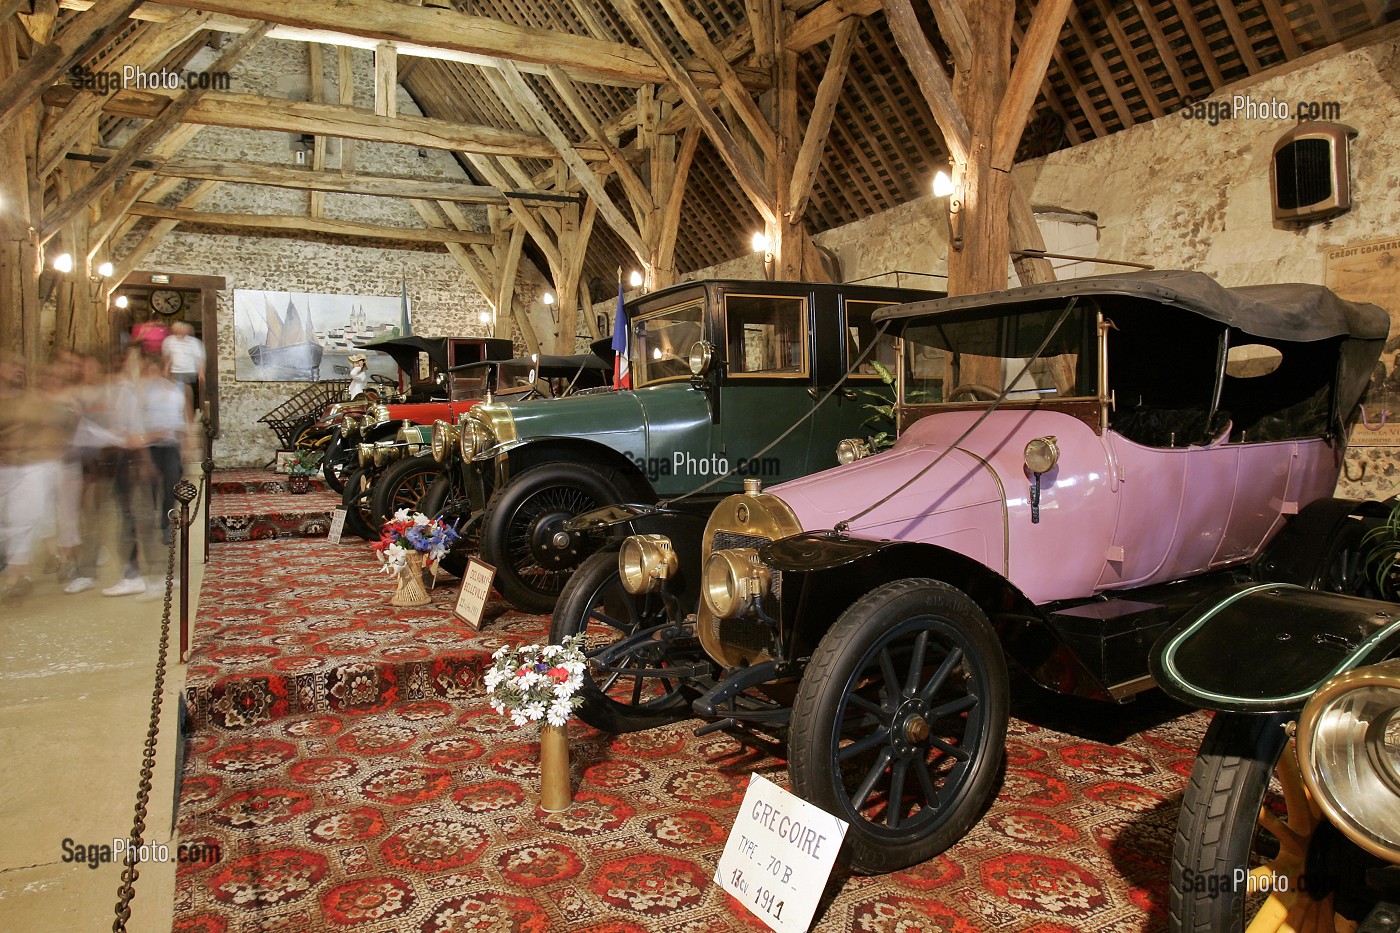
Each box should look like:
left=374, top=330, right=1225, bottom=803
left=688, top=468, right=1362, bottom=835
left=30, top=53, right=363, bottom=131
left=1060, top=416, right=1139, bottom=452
left=0, top=354, right=67, bottom=600
left=131, top=316, right=169, bottom=357
left=61, top=353, right=122, bottom=594
left=162, top=321, right=205, bottom=408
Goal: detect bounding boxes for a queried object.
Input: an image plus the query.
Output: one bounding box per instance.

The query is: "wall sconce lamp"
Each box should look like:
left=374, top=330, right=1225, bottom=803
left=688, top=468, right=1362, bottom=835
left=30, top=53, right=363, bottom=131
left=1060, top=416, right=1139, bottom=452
left=932, top=170, right=964, bottom=252
left=114, top=294, right=129, bottom=310
left=477, top=309, right=493, bottom=325
left=88, top=260, right=114, bottom=300
left=52, top=252, right=74, bottom=273
left=751, top=231, right=774, bottom=280
left=628, top=269, right=643, bottom=289
left=542, top=290, right=558, bottom=324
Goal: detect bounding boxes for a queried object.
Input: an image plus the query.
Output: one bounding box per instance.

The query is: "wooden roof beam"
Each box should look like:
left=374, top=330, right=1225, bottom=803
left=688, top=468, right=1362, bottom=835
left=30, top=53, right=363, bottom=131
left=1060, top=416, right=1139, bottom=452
left=0, top=0, right=142, bottom=131
left=655, top=0, right=777, bottom=162
left=46, top=85, right=601, bottom=161
left=101, top=0, right=769, bottom=91
left=615, top=0, right=775, bottom=227
left=124, top=203, right=493, bottom=245
left=40, top=21, right=271, bottom=242
left=786, top=0, right=881, bottom=53
left=881, top=0, right=969, bottom=163
left=992, top=0, right=1074, bottom=171
left=788, top=18, right=855, bottom=220
left=496, top=61, right=647, bottom=261
left=150, top=157, right=542, bottom=204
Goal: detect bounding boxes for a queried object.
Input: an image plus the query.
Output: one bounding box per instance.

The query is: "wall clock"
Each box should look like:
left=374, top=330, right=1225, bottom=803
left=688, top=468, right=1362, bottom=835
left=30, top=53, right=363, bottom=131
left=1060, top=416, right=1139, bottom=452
left=150, top=289, right=185, bottom=315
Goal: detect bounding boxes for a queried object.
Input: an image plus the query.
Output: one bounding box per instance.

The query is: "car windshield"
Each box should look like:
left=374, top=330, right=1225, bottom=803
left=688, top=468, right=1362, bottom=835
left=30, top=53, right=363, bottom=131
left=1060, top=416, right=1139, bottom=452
left=495, top=360, right=540, bottom=395
left=902, top=301, right=1097, bottom=405
left=632, top=299, right=704, bottom=386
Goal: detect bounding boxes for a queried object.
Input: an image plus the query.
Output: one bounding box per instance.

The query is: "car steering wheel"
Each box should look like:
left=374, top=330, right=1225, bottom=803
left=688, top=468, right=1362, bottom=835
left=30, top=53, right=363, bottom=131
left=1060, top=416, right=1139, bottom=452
left=369, top=374, right=397, bottom=387
left=947, top=383, right=1000, bottom=403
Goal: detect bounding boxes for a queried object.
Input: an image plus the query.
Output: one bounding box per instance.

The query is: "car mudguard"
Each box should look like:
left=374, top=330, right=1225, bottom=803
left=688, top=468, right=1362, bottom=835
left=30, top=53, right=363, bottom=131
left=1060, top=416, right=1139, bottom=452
left=1151, top=582, right=1400, bottom=714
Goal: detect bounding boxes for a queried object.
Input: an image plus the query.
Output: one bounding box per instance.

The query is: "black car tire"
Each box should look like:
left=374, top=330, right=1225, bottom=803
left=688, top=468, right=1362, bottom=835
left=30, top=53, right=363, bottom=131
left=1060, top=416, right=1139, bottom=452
left=321, top=433, right=355, bottom=495
left=418, top=473, right=473, bottom=578
left=549, top=548, right=694, bottom=732
left=369, top=455, right=442, bottom=529
left=340, top=467, right=378, bottom=541
left=480, top=462, right=624, bottom=614
left=1170, top=711, right=1304, bottom=933
left=788, top=578, right=1008, bottom=874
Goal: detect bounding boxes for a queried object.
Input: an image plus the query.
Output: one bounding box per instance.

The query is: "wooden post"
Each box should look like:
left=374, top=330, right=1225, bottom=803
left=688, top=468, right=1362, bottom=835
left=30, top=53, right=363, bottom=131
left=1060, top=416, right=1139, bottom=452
left=945, top=0, right=1014, bottom=297
left=0, top=17, right=41, bottom=367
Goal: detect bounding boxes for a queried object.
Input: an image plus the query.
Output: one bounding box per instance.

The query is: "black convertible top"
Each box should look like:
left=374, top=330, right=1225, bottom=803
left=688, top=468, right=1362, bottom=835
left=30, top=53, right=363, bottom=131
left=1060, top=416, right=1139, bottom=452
left=873, top=269, right=1388, bottom=343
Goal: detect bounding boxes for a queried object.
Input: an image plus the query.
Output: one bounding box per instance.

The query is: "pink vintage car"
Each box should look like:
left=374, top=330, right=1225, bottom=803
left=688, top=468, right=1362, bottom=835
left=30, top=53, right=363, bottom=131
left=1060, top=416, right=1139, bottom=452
left=553, top=270, right=1387, bottom=873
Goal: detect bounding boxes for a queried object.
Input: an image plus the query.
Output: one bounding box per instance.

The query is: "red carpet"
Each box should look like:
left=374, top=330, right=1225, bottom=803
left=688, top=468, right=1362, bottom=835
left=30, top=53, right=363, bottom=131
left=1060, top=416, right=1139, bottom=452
left=208, top=469, right=342, bottom=543
left=176, top=530, right=1208, bottom=931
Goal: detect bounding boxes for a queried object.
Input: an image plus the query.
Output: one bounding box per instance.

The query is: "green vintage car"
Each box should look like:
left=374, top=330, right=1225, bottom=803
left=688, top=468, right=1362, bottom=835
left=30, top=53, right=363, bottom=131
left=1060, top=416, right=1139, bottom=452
left=429, top=278, right=938, bottom=612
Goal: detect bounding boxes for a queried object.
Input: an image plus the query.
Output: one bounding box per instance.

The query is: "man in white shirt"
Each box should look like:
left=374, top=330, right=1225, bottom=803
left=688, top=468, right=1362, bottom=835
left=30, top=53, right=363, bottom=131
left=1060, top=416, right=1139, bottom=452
left=161, top=321, right=205, bottom=406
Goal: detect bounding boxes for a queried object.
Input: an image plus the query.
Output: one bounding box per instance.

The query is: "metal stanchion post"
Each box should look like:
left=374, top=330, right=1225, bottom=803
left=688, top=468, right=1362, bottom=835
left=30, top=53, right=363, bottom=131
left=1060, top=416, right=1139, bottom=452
left=201, top=402, right=214, bottom=564
left=174, top=480, right=197, bottom=664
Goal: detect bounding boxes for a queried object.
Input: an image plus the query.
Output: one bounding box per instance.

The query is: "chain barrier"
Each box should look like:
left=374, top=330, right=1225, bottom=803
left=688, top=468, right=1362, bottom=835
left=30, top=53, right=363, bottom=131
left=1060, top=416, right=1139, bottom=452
left=113, top=478, right=197, bottom=932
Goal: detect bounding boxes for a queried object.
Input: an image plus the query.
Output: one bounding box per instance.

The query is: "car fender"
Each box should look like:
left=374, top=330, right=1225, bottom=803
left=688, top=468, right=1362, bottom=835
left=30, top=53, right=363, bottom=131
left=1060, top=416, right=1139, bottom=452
left=758, top=535, right=1116, bottom=700
left=488, top=436, right=655, bottom=501
left=1150, top=582, right=1400, bottom=714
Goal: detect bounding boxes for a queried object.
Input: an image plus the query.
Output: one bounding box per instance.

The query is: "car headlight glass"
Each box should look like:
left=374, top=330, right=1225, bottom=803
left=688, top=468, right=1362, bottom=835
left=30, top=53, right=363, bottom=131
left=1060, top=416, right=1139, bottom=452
left=357, top=442, right=374, bottom=468
left=367, top=402, right=391, bottom=425
left=431, top=420, right=460, bottom=463
left=836, top=437, right=872, bottom=465
left=1297, top=658, right=1400, bottom=863
left=619, top=534, right=677, bottom=595
left=702, top=548, right=770, bottom=619
left=459, top=417, right=496, bottom=461
left=341, top=416, right=361, bottom=440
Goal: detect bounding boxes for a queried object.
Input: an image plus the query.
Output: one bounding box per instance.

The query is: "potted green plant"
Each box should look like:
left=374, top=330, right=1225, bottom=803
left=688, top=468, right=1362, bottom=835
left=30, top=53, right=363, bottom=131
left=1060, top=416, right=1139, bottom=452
left=286, top=449, right=323, bottom=494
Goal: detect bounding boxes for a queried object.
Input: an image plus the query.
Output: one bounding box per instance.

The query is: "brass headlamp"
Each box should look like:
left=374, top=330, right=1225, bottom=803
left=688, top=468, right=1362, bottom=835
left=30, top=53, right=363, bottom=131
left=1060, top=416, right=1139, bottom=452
left=702, top=548, right=772, bottom=619
left=619, top=534, right=678, bottom=595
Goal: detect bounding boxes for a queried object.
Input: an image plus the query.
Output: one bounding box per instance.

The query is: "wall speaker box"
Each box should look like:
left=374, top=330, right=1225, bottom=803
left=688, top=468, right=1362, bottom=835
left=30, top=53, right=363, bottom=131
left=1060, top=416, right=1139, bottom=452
left=1271, top=122, right=1357, bottom=223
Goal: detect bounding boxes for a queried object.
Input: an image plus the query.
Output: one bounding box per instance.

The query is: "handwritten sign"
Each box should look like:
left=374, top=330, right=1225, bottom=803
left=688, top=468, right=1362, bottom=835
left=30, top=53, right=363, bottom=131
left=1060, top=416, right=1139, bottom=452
left=453, top=558, right=496, bottom=630
left=327, top=508, right=347, bottom=545
left=716, top=774, right=848, bottom=933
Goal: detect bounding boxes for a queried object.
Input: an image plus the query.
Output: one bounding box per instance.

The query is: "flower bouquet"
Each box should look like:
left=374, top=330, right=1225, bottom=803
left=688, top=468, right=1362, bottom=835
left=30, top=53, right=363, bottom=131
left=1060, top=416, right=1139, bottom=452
left=484, top=636, right=587, bottom=811
left=285, top=449, right=323, bottom=494
left=372, top=510, right=460, bottom=607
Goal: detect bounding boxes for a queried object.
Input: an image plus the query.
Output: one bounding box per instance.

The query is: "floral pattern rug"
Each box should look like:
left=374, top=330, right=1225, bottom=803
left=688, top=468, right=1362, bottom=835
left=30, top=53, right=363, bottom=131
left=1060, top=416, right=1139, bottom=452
left=213, top=468, right=330, bottom=495
left=208, top=485, right=344, bottom=543
left=175, top=538, right=1210, bottom=932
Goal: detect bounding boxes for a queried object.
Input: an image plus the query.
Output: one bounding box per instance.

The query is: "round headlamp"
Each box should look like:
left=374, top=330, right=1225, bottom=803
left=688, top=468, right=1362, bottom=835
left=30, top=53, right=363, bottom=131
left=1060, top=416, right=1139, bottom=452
left=367, top=402, right=391, bottom=425
left=459, top=418, right=496, bottom=462
left=357, top=442, right=374, bottom=469
left=1297, top=658, right=1400, bottom=863
left=1025, top=436, right=1060, bottom=475
left=619, top=534, right=678, bottom=595
left=431, top=420, right=460, bottom=463
left=341, top=415, right=361, bottom=440
left=372, top=440, right=401, bottom=468
left=836, top=437, right=872, bottom=465
left=702, top=548, right=770, bottom=619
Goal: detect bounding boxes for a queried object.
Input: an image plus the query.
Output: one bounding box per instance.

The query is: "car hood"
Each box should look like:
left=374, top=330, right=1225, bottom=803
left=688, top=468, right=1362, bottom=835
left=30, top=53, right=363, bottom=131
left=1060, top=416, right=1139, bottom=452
left=770, top=409, right=1101, bottom=578
left=503, top=389, right=646, bottom=446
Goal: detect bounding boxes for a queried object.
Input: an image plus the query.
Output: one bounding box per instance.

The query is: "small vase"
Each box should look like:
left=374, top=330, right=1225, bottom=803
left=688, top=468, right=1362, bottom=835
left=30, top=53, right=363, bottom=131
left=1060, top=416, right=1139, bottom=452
left=391, top=552, right=432, bottom=607
left=539, top=722, right=572, bottom=812
left=288, top=473, right=310, bottom=494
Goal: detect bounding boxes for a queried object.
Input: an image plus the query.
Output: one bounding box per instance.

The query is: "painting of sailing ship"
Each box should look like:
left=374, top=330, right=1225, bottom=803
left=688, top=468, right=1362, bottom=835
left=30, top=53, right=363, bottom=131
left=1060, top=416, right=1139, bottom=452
left=233, top=289, right=408, bottom=382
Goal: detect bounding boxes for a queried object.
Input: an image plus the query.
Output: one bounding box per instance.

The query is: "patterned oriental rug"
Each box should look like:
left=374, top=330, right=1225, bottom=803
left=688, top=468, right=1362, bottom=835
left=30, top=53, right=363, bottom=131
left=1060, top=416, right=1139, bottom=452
left=175, top=538, right=1210, bottom=932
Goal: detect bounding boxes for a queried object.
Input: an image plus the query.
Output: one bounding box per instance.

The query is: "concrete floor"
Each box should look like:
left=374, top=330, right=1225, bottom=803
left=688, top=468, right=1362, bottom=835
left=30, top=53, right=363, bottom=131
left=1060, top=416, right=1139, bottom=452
left=0, top=471, right=205, bottom=933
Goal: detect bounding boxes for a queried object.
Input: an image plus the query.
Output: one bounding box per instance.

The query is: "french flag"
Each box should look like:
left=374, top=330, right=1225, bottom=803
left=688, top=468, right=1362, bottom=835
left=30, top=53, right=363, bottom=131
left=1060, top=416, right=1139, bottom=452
left=611, top=278, right=630, bottom=390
